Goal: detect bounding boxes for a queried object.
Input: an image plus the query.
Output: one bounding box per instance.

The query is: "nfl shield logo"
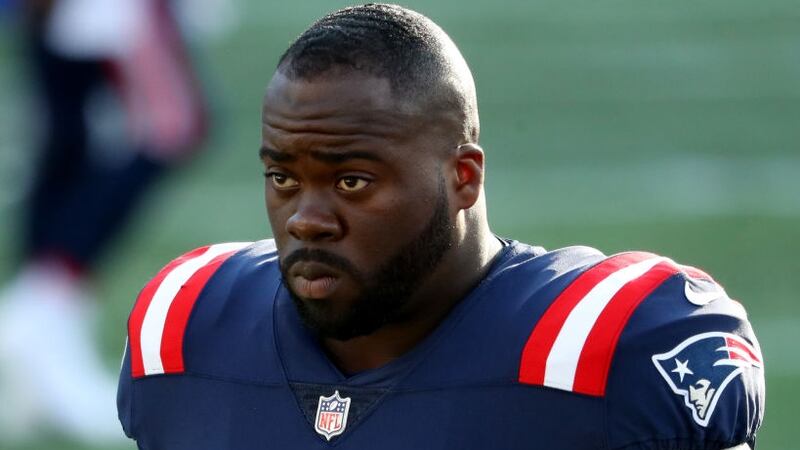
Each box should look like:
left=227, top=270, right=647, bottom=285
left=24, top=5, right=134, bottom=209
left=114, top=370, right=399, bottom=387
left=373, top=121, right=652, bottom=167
left=314, top=390, right=351, bottom=441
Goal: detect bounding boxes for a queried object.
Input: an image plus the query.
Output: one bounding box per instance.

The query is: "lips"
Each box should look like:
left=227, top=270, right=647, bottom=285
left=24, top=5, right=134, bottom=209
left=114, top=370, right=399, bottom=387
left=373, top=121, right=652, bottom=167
left=289, top=261, right=341, bottom=299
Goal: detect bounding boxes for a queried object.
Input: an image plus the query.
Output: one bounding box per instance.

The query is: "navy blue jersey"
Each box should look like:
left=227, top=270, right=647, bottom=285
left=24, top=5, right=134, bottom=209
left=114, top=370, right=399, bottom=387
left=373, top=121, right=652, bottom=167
left=118, top=239, right=764, bottom=449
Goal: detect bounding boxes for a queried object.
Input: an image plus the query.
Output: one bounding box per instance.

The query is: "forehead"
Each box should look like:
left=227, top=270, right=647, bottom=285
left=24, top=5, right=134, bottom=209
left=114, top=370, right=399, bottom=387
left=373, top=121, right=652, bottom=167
left=265, top=71, right=397, bottom=112
left=262, top=72, right=420, bottom=141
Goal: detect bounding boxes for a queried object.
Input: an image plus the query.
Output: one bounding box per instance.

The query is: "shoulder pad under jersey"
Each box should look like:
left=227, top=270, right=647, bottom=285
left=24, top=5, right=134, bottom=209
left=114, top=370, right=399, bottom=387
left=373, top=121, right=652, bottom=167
left=118, top=240, right=280, bottom=439
left=518, top=251, right=764, bottom=449
left=125, top=241, right=267, bottom=378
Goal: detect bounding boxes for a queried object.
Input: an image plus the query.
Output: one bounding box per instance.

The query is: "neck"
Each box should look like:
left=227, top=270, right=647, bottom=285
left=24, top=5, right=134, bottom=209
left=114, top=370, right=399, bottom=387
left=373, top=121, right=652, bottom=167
left=322, top=219, right=502, bottom=375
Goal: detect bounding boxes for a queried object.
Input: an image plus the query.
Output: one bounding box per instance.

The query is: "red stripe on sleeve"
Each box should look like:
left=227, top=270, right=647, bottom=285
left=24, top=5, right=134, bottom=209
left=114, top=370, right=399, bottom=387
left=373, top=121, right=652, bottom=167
left=128, top=246, right=210, bottom=378
left=725, top=336, right=761, bottom=364
left=571, top=261, right=680, bottom=396
left=159, top=250, right=239, bottom=374
left=518, top=252, right=655, bottom=386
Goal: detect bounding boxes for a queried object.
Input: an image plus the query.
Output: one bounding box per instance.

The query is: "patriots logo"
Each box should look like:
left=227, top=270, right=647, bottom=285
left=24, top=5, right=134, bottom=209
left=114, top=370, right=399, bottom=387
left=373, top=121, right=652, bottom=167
left=652, top=332, right=762, bottom=427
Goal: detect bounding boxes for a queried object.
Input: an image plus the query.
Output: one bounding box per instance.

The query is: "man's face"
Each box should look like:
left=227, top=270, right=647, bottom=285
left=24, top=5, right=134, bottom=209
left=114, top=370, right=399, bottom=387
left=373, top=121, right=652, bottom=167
left=261, top=72, right=456, bottom=340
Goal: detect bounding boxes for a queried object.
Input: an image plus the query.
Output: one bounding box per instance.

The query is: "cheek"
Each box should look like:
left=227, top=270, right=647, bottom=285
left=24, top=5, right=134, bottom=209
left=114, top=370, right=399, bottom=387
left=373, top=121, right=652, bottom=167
left=343, top=190, right=433, bottom=264
left=265, top=193, right=291, bottom=241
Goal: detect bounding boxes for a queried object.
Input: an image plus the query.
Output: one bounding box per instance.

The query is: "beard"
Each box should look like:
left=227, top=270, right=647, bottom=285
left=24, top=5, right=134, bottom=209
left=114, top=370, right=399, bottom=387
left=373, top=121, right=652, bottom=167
left=280, top=177, right=454, bottom=341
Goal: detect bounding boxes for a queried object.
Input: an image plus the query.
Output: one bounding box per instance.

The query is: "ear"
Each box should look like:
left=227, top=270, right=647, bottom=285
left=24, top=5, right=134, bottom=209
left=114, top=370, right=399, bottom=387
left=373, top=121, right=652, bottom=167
left=451, top=143, right=485, bottom=210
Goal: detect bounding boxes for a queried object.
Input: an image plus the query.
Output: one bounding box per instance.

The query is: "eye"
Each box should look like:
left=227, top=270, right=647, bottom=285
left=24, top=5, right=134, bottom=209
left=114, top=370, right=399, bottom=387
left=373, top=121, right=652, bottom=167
left=265, top=171, right=299, bottom=190
left=336, top=176, right=370, bottom=192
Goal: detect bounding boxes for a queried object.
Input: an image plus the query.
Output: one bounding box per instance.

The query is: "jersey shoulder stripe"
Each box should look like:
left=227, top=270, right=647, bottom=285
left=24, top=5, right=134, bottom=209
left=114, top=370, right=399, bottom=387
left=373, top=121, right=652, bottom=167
left=518, top=251, right=684, bottom=396
left=128, top=242, right=251, bottom=378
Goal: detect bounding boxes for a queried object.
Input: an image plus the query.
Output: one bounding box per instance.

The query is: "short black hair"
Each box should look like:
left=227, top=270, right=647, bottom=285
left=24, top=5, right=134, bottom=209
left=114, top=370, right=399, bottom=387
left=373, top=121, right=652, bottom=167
left=277, top=3, right=480, bottom=142
left=278, top=4, right=447, bottom=98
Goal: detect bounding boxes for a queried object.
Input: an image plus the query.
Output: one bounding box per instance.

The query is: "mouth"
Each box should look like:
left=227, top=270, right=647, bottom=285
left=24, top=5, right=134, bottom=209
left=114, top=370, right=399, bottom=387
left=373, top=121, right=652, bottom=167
left=288, top=261, right=342, bottom=299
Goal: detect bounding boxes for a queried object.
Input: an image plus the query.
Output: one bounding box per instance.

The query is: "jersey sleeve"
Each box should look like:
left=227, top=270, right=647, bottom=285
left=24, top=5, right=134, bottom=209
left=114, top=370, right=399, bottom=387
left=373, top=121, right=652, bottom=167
left=604, top=268, right=765, bottom=450
left=117, top=339, right=136, bottom=440
left=117, top=242, right=253, bottom=442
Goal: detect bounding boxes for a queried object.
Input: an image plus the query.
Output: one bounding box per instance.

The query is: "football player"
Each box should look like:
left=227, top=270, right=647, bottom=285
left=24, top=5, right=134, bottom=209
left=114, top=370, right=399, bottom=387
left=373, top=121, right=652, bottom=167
left=118, top=4, right=764, bottom=449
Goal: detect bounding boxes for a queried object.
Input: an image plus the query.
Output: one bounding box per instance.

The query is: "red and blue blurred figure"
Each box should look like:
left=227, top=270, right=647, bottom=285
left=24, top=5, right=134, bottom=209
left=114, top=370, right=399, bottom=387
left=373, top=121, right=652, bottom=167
left=0, top=0, right=211, bottom=444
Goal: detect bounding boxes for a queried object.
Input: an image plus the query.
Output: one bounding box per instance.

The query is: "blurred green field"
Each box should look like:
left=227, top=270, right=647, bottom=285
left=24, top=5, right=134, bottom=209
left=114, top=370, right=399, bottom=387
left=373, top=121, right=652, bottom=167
left=0, top=0, right=798, bottom=449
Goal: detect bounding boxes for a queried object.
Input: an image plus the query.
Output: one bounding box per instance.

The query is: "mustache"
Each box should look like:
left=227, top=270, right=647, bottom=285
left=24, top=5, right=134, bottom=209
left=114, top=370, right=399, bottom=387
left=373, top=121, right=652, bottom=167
left=280, top=248, right=360, bottom=278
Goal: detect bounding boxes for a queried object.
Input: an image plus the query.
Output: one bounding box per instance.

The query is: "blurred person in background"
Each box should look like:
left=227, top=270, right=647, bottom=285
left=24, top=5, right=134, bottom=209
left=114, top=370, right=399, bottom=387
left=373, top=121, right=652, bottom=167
left=0, top=0, right=235, bottom=444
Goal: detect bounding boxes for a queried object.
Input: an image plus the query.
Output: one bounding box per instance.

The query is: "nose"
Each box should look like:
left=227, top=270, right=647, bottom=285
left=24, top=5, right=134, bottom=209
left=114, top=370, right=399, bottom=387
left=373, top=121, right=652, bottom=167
left=285, top=193, right=342, bottom=242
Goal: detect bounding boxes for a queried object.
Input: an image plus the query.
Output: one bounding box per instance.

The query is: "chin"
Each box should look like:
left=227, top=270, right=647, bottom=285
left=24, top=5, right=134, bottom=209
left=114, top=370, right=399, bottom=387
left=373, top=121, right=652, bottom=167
left=294, top=296, right=390, bottom=340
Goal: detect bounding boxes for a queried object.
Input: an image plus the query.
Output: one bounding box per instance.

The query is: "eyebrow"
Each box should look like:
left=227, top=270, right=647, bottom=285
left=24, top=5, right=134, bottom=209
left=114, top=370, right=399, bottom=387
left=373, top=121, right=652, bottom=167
left=259, top=146, right=294, bottom=162
left=259, top=146, right=384, bottom=164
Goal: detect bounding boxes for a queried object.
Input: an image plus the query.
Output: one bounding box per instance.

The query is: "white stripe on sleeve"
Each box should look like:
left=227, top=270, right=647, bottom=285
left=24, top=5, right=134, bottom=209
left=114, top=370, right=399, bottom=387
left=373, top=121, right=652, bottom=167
left=543, top=257, right=665, bottom=391
left=139, top=242, right=248, bottom=376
